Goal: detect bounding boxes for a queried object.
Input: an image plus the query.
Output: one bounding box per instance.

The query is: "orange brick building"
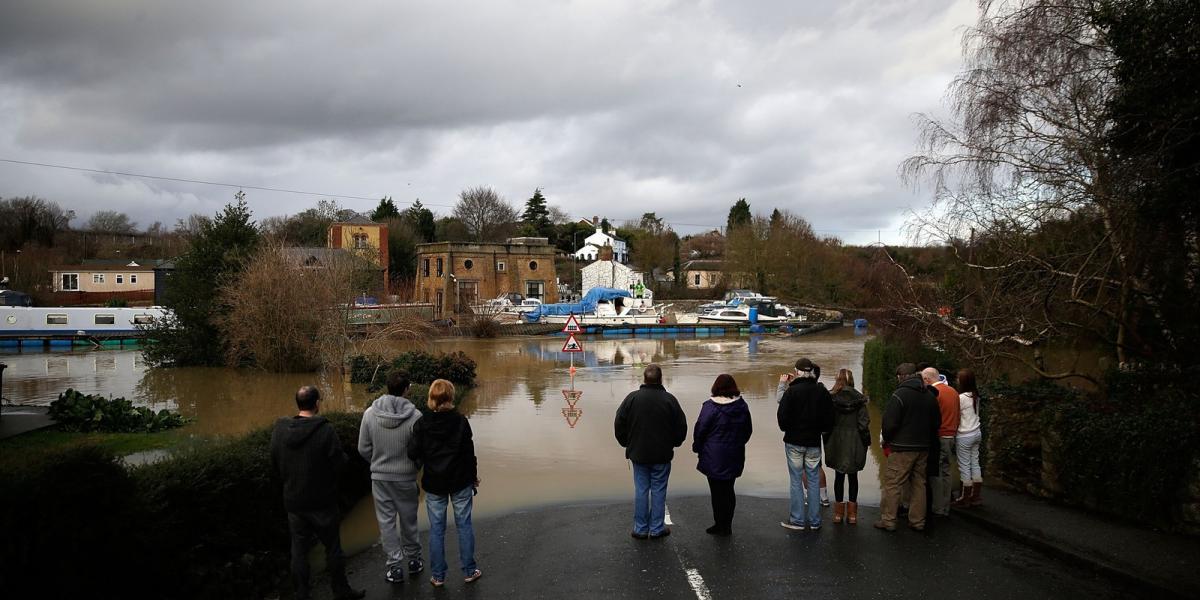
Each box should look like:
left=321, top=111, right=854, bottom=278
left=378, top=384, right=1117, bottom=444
left=414, top=238, right=558, bottom=319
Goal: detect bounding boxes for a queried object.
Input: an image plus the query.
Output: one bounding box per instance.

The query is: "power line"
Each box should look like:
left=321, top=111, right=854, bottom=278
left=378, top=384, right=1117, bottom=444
left=0, top=157, right=455, bottom=208
left=2, top=156, right=896, bottom=236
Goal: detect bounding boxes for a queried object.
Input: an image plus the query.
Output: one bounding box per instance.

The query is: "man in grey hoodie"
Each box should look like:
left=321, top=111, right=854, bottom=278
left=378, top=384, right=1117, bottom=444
left=358, top=371, right=424, bottom=583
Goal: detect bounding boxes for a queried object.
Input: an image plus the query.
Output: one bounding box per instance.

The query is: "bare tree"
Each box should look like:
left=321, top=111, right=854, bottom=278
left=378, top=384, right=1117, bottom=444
left=87, top=210, right=138, bottom=234
left=453, top=186, right=518, bottom=242
left=174, top=213, right=212, bottom=236
left=897, top=0, right=1167, bottom=378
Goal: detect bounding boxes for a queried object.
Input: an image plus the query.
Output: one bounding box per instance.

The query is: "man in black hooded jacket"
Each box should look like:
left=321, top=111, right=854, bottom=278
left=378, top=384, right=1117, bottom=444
left=875, top=364, right=940, bottom=532
left=270, top=386, right=365, bottom=600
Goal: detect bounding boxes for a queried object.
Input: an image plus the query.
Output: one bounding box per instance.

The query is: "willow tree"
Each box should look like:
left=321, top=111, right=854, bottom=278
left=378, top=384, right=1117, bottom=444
left=898, top=0, right=1199, bottom=378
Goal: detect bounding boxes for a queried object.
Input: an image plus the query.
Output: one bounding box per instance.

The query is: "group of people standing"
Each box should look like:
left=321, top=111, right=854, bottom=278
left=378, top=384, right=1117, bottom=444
left=269, top=372, right=481, bottom=600
left=613, top=358, right=984, bottom=538
left=270, top=356, right=985, bottom=599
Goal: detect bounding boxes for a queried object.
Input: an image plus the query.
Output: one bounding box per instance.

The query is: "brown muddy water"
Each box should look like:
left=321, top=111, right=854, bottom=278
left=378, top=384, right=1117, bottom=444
left=2, top=327, right=885, bottom=552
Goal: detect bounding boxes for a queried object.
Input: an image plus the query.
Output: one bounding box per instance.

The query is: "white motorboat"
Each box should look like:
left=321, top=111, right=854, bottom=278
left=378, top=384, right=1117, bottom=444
left=503, top=298, right=543, bottom=315
left=696, top=306, right=790, bottom=324
left=525, top=287, right=666, bottom=326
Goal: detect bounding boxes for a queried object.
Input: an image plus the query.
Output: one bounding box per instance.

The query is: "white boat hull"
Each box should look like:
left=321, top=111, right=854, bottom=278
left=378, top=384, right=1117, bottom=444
left=541, top=313, right=662, bottom=326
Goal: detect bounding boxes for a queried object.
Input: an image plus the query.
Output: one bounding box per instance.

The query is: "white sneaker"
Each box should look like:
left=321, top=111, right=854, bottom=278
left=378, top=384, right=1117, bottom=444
left=780, top=521, right=805, bottom=531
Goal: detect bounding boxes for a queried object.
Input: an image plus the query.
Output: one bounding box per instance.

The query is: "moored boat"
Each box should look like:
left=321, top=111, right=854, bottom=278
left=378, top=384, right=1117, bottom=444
left=524, top=287, right=665, bottom=326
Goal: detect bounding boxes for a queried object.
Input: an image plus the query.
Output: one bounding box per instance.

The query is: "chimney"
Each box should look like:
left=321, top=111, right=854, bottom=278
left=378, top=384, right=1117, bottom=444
left=594, top=215, right=601, bottom=233
left=599, top=244, right=614, bottom=262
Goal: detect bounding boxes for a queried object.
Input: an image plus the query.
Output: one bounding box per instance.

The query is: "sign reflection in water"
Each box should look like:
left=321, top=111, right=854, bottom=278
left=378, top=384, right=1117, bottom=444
left=1, top=328, right=880, bottom=548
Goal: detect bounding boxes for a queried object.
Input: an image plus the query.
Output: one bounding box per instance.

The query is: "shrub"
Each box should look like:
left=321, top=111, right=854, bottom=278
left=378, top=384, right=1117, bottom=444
left=48, top=388, right=187, bottom=433
left=861, top=336, right=954, bottom=406
left=350, top=349, right=477, bottom=390
left=0, top=412, right=370, bottom=599
left=104, top=297, right=128, bottom=307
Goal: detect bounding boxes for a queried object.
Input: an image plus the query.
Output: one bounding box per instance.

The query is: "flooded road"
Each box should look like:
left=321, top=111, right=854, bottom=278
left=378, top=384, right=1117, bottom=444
left=2, top=327, right=882, bottom=550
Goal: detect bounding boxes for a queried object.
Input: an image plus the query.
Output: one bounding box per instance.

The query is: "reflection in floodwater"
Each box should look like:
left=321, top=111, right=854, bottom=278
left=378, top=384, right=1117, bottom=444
left=2, top=328, right=874, bottom=550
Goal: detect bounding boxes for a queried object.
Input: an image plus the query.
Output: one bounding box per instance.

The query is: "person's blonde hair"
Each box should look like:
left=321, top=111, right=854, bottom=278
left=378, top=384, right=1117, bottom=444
left=427, top=379, right=456, bottom=411
left=831, top=369, right=855, bottom=394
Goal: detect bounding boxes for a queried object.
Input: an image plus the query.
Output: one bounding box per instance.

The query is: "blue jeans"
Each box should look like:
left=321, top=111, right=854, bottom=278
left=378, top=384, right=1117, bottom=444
left=425, top=485, right=477, bottom=580
left=785, top=444, right=822, bottom=527
left=631, top=462, right=671, bottom=536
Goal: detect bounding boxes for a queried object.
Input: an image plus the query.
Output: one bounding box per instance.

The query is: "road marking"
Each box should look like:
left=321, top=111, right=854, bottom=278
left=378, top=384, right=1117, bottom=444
left=683, top=567, right=713, bottom=600
left=663, top=508, right=712, bottom=600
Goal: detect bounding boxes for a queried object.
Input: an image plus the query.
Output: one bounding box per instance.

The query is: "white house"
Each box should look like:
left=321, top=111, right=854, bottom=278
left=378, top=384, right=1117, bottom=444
left=581, top=246, right=644, bottom=296
left=573, top=216, right=628, bottom=263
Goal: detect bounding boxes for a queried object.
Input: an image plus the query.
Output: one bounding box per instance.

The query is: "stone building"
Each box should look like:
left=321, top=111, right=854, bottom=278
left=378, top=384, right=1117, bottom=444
left=580, top=245, right=644, bottom=296
left=414, top=237, right=559, bottom=319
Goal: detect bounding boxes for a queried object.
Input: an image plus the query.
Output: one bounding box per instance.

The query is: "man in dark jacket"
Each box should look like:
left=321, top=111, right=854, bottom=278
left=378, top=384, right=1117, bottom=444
left=875, top=363, right=941, bottom=532
left=614, top=364, right=688, bottom=539
left=777, top=357, right=834, bottom=530
left=270, top=386, right=365, bottom=600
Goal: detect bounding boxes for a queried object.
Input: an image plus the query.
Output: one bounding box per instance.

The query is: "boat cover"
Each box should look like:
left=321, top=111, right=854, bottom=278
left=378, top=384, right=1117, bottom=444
left=524, top=287, right=632, bottom=322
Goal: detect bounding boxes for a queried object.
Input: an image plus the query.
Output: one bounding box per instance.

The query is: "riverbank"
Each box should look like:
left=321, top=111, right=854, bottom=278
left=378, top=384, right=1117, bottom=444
left=292, top=494, right=1158, bottom=600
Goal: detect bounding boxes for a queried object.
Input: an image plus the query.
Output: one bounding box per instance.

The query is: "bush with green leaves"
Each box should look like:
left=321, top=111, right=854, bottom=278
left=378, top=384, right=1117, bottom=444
left=350, top=349, right=477, bottom=390
left=861, top=336, right=954, bottom=407
left=0, top=412, right=369, bottom=598
left=49, top=388, right=187, bottom=433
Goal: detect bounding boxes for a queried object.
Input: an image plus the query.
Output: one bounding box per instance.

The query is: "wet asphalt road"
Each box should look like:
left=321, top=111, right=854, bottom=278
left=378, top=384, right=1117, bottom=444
left=303, top=495, right=1138, bottom=600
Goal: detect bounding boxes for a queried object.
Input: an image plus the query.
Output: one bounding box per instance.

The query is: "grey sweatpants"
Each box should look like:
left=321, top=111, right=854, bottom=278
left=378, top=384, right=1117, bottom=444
left=372, top=479, right=422, bottom=566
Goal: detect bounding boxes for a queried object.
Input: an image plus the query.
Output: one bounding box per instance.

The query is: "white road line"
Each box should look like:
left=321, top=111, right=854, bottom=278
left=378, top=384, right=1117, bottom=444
left=664, top=508, right=713, bottom=600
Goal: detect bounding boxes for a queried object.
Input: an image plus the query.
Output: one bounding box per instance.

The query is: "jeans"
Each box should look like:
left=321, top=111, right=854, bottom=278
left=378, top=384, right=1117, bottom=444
left=426, top=485, right=478, bottom=580
left=785, top=444, right=822, bottom=527
left=371, top=479, right=421, bottom=567
left=931, top=436, right=956, bottom=515
left=632, top=462, right=671, bottom=536
left=880, top=450, right=929, bottom=528
left=956, top=429, right=983, bottom=484
left=707, top=477, right=736, bottom=532
left=287, top=506, right=352, bottom=599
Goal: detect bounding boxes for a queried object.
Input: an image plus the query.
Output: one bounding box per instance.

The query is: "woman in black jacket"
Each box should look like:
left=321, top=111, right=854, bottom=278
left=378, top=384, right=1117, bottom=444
left=822, top=369, right=870, bottom=524
left=407, top=379, right=481, bottom=587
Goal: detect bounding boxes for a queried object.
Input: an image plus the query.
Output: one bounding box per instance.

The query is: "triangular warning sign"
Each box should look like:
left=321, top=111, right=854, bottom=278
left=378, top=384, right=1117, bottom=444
left=562, top=332, right=583, bottom=352
left=562, top=314, right=582, bottom=333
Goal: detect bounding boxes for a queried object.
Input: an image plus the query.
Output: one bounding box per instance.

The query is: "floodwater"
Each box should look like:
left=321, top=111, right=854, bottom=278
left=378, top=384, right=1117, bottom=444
left=1, top=327, right=884, bottom=551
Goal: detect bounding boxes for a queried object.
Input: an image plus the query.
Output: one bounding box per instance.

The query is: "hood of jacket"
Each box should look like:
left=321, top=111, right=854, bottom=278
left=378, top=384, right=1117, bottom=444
left=709, top=395, right=741, bottom=405
left=422, top=410, right=468, bottom=440
left=898, top=375, right=929, bottom=394
left=371, top=394, right=418, bottom=429
left=832, top=388, right=866, bottom=413
left=282, top=415, right=329, bottom=448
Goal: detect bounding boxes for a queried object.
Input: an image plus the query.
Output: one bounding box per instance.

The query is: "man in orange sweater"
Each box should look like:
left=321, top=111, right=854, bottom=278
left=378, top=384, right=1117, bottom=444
left=923, top=368, right=960, bottom=516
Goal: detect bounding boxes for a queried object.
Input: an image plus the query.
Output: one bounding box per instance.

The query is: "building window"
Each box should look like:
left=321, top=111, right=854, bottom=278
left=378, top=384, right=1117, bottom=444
left=497, top=261, right=506, bottom=272
left=422, top=259, right=430, bottom=277
left=353, top=233, right=370, bottom=249
left=61, top=273, right=79, bottom=291
left=93, top=273, right=106, bottom=284
left=95, top=314, right=116, bottom=325
left=463, top=259, right=474, bottom=270
left=526, top=281, right=545, bottom=300
left=46, top=314, right=68, bottom=325
left=529, top=260, right=538, bottom=271
left=436, top=257, right=444, bottom=277
left=116, top=275, right=124, bottom=284
left=130, top=274, right=138, bottom=284
left=694, top=274, right=701, bottom=286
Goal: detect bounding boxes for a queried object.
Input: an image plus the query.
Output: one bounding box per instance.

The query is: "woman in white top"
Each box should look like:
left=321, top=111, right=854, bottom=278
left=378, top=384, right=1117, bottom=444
left=953, top=368, right=984, bottom=507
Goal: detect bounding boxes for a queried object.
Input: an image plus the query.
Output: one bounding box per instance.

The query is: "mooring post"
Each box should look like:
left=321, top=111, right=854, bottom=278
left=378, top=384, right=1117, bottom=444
left=0, top=362, right=7, bottom=422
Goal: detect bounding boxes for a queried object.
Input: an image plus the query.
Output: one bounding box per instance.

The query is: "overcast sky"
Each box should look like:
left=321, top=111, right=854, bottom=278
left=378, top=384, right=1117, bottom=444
left=0, top=0, right=975, bottom=245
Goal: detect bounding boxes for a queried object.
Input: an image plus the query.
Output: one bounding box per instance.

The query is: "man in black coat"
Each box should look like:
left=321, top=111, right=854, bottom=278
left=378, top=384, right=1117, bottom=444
left=777, top=357, right=834, bottom=530
left=875, top=363, right=941, bottom=532
left=614, top=364, right=688, bottom=539
left=270, top=386, right=365, bottom=600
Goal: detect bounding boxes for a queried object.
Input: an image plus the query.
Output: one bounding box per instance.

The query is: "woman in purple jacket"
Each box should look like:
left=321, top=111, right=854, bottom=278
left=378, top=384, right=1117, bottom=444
left=692, top=374, right=754, bottom=536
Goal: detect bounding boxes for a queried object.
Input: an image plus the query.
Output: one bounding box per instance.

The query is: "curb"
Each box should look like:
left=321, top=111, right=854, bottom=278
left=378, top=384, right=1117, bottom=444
left=953, top=507, right=1191, bottom=600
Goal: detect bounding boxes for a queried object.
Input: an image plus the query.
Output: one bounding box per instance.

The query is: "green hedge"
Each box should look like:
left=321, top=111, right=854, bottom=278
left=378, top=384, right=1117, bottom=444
left=350, top=349, right=477, bottom=391
left=984, top=371, right=1200, bottom=531
left=0, top=412, right=369, bottom=599
left=861, top=336, right=954, bottom=406
left=49, top=388, right=188, bottom=433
